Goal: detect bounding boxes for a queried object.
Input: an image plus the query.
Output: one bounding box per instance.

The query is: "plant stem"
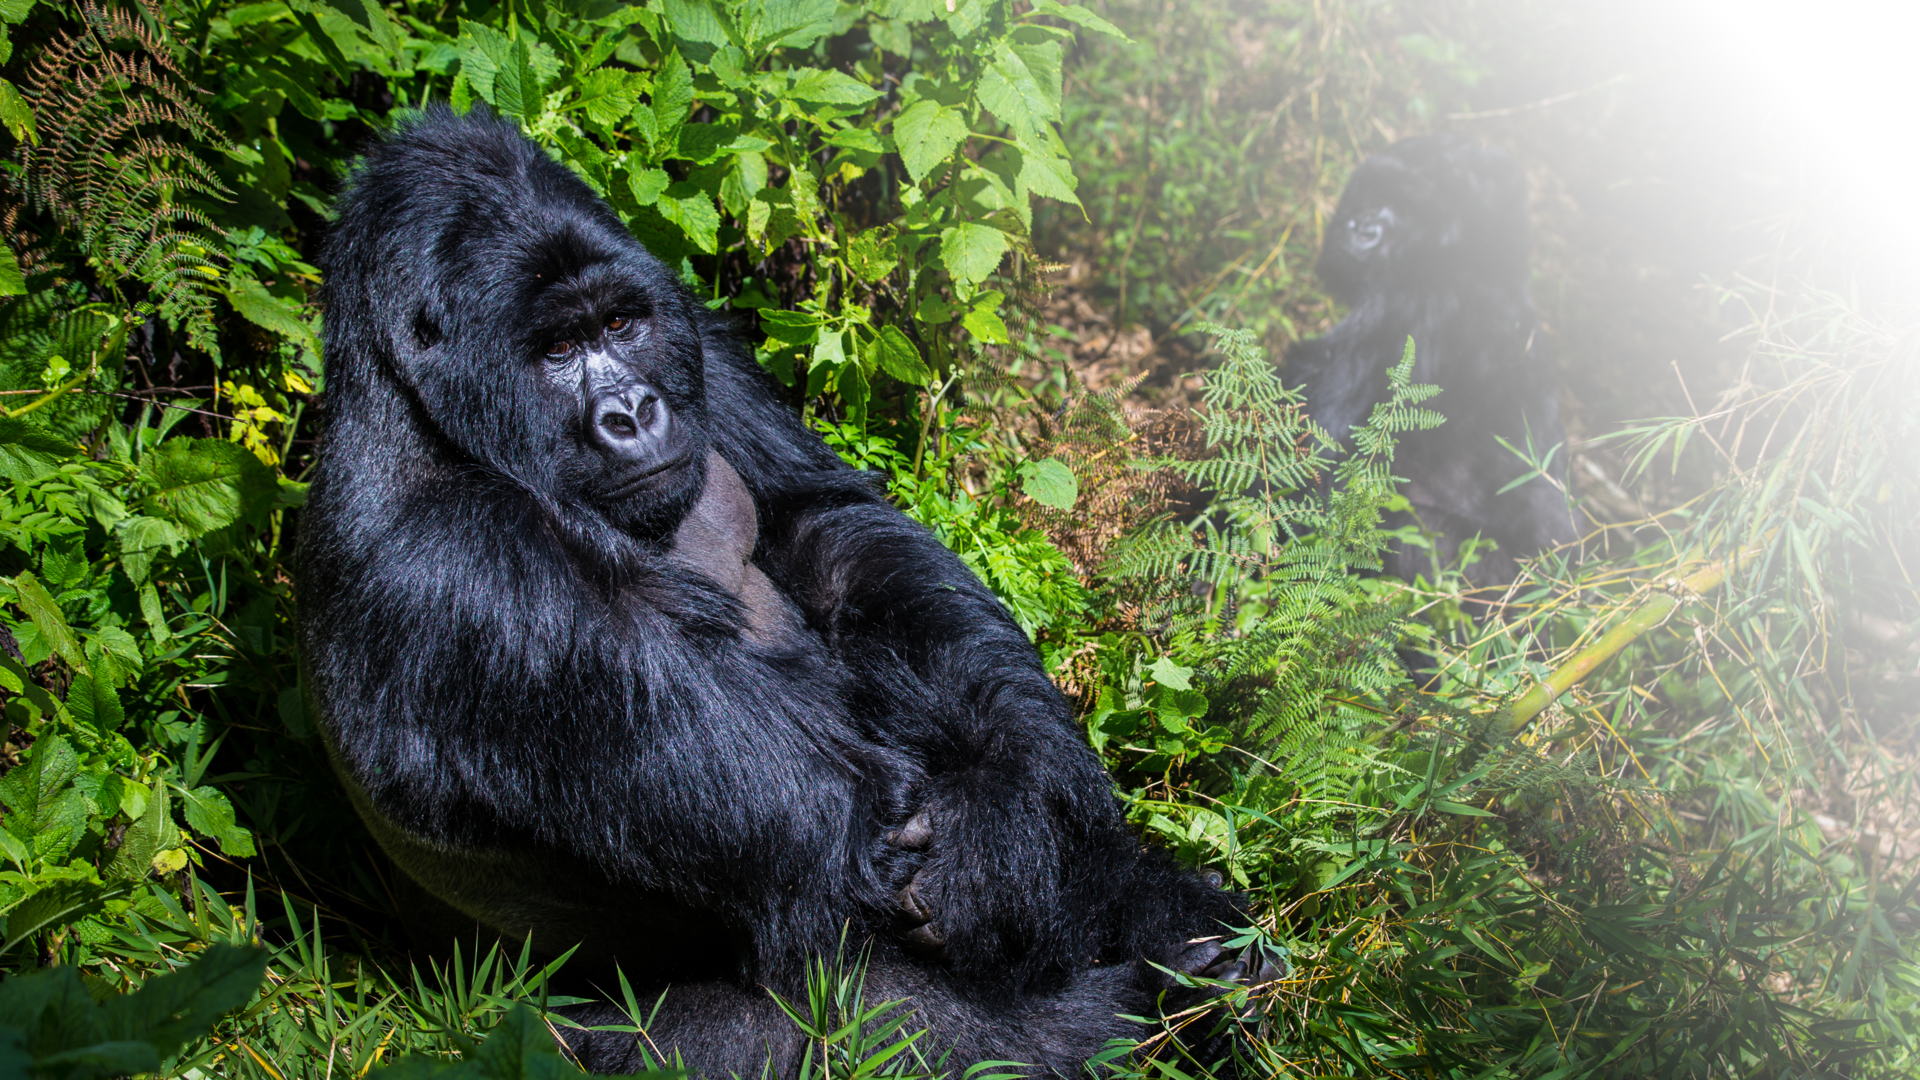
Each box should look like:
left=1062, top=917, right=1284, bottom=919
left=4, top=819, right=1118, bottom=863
left=1498, top=547, right=1753, bottom=736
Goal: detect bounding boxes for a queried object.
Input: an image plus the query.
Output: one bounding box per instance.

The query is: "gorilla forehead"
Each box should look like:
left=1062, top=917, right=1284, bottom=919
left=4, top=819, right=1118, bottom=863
left=341, top=109, right=682, bottom=326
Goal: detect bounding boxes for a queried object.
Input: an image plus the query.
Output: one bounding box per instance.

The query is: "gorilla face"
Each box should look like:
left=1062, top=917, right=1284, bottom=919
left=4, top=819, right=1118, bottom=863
left=518, top=242, right=710, bottom=538
left=336, top=133, right=714, bottom=540
left=1316, top=134, right=1530, bottom=304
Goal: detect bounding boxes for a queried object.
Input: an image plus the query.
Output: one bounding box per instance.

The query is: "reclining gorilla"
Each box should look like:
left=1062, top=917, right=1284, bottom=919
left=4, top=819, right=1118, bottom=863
left=300, top=107, right=1273, bottom=1076
left=1287, top=134, right=1576, bottom=586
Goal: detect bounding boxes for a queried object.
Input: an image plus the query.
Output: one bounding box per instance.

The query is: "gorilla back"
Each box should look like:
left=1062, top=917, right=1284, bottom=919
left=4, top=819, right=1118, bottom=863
left=301, top=108, right=1264, bottom=1075
left=1287, top=134, right=1576, bottom=585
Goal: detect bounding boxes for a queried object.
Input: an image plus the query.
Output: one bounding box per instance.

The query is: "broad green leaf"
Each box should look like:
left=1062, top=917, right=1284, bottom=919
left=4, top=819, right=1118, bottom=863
left=873, top=326, right=930, bottom=384
left=837, top=360, right=870, bottom=428
left=319, top=0, right=398, bottom=53
left=103, top=781, right=177, bottom=881
left=97, top=944, right=268, bottom=1058
left=0, top=417, right=77, bottom=482
left=787, top=68, right=882, bottom=107
left=1012, top=40, right=1063, bottom=116
left=938, top=223, right=1008, bottom=290
left=226, top=275, right=319, bottom=358
left=456, top=20, right=546, bottom=119
left=661, top=0, right=733, bottom=47
left=977, top=42, right=1053, bottom=136
left=9, top=572, right=85, bottom=675
left=656, top=190, right=720, bottom=254
left=629, top=167, right=670, bottom=206
left=1022, top=456, right=1079, bottom=511
left=179, top=785, right=256, bottom=858
left=138, top=438, right=279, bottom=538
left=464, top=1003, right=580, bottom=1080
left=649, top=50, right=695, bottom=159
left=962, top=292, right=1010, bottom=344
left=0, top=735, right=87, bottom=861
left=64, top=673, right=124, bottom=732
left=0, top=78, right=35, bottom=146
left=0, top=239, right=23, bottom=295
left=719, top=152, right=768, bottom=216
left=891, top=100, right=968, bottom=183
left=743, top=0, right=837, bottom=51
left=847, top=227, right=898, bottom=282
left=573, top=68, right=643, bottom=128
left=0, top=881, right=117, bottom=954
left=1016, top=136, right=1080, bottom=206
left=1028, top=0, right=1131, bottom=40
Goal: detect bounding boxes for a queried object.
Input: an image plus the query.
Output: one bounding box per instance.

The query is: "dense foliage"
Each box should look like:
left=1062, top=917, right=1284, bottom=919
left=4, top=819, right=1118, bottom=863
left=0, top=0, right=1914, bottom=1077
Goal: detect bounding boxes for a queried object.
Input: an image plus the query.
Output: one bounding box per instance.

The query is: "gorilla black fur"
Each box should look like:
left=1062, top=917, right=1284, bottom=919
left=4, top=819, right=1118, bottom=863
left=1287, top=134, right=1576, bottom=584
left=301, top=107, right=1267, bottom=1076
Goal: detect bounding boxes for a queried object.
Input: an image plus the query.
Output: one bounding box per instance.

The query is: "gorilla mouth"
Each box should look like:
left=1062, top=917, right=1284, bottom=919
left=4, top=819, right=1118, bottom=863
left=598, top=451, right=695, bottom=502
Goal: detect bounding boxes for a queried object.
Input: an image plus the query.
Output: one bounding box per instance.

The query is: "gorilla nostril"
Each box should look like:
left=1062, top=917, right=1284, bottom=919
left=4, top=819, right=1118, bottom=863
left=601, top=412, right=638, bottom=439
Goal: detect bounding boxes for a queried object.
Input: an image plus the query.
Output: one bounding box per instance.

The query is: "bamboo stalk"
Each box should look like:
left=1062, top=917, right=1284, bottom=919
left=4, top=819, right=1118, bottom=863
left=1498, top=552, right=1741, bottom=736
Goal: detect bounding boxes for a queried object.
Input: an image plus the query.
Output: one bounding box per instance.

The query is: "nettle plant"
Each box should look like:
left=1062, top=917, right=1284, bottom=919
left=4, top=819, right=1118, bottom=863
left=436, top=0, right=1122, bottom=428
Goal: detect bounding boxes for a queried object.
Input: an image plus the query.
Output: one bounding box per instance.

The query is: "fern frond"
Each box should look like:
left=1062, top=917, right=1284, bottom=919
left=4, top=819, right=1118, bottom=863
left=10, top=0, right=232, bottom=342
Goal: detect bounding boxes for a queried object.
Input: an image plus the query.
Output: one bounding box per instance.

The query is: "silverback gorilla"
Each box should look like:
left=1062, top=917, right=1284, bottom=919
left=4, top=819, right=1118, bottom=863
left=299, top=107, right=1273, bottom=1076
left=1287, top=134, right=1577, bottom=585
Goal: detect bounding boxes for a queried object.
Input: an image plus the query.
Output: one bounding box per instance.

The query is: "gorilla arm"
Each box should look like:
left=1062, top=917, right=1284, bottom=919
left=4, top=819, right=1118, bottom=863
left=697, top=332, right=1202, bottom=990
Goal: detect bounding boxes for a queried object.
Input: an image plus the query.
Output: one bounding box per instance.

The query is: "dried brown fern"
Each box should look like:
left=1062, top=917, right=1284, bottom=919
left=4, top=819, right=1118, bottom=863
left=1019, top=375, right=1211, bottom=579
left=11, top=0, right=229, bottom=345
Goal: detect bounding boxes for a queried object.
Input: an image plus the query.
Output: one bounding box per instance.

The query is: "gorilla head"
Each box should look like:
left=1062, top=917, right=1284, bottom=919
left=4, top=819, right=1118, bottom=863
left=1317, top=134, right=1530, bottom=304
left=323, top=113, right=709, bottom=540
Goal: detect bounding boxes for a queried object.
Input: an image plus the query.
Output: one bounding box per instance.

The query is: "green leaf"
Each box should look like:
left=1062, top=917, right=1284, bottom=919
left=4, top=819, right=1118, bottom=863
left=0, top=734, right=84, bottom=861
left=103, top=782, right=177, bottom=881
left=9, top=572, right=85, bottom=675
left=1015, top=137, right=1080, bottom=207
left=138, top=438, right=278, bottom=538
left=0, top=77, right=36, bottom=146
left=938, top=223, right=1008, bottom=290
left=97, top=944, right=268, bottom=1058
left=873, top=326, right=930, bottom=384
left=1028, top=0, right=1131, bottom=40
left=64, top=674, right=124, bottom=733
left=573, top=68, right=643, bottom=128
left=1146, top=655, right=1193, bottom=691
left=847, top=226, right=897, bottom=282
left=0, top=417, right=78, bottom=482
left=456, top=20, right=546, bottom=119
left=629, top=167, right=670, bottom=206
left=719, top=152, right=768, bottom=216
left=0, top=881, right=117, bottom=954
left=0, top=239, right=23, bottom=295
left=656, top=189, right=720, bottom=254
left=787, top=67, right=882, bottom=107
left=962, top=291, right=1010, bottom=344
left=977, top=42, right=1054, bottom=136
left=891, top=100, right=968, bottom=183
left=662, top=0, right=734, bottom=48
left=649, top=50, right=695, bottom=159
left=226, top=274, right=319, bottom=358
left=179, top=785, right=256, bottom=857
left=742, top=0, right=837, bottom=51
left=1021, top=456, right=1079, bottom=511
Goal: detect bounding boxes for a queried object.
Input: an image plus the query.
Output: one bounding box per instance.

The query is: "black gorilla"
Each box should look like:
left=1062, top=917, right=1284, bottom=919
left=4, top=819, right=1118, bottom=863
left=1287, top=134, right=1576, bottom=585
left=300, top=108, right=1270, bottom=1076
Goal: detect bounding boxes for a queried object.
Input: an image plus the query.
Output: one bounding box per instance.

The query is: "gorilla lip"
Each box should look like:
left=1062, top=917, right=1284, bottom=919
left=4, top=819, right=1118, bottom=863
left=598, top=450, right=694, bottom=501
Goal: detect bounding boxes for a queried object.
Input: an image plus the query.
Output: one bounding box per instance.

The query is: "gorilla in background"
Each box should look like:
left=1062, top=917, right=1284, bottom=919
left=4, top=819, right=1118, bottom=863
left=300, top=107, right=1276, bottom=1077
left=1287, top=133, right=1577, bottom=586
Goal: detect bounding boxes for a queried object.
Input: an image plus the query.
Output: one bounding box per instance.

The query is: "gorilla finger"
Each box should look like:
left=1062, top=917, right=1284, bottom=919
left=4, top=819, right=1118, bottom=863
left=884, top=810, right=933, bottom=850
left=895, top=878, right=935, bottom=925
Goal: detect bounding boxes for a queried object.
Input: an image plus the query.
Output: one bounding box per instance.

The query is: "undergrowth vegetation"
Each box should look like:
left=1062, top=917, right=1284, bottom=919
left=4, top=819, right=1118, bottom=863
left=0, top=0, right=1914, bottom=1077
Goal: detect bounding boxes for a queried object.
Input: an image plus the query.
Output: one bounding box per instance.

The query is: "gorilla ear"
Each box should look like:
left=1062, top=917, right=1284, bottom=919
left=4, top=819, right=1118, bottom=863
left=412, top=306, right=443, bottom=351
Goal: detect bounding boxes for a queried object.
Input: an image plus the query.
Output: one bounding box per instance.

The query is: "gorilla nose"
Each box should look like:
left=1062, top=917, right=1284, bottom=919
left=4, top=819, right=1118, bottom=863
left=589, top=385, right=669, bottom=457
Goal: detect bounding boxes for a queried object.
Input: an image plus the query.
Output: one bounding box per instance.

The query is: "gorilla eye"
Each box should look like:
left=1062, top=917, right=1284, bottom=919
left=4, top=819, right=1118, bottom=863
left=607, top=315, right=630, bottom=333
left=546, top=340, right=576, bottom=360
